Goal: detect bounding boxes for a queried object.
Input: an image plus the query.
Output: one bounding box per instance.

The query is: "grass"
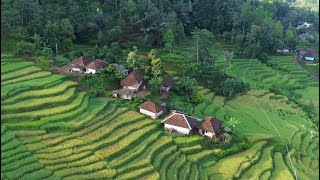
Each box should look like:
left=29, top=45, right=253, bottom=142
left=1, top=61, right=34, bottom=74
left=1, top=66, right=41, bottom=82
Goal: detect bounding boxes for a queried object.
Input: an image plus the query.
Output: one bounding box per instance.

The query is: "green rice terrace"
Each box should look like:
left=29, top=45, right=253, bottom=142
left=1, top=54, right=319, bottom=180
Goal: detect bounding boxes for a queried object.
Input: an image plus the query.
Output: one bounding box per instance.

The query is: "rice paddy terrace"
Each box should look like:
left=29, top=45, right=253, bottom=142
left=1, top=55, right=319, bottom=180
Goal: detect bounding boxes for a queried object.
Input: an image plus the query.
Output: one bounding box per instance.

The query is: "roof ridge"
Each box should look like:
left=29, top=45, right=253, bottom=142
left=182, top=114, right=192, bottom=130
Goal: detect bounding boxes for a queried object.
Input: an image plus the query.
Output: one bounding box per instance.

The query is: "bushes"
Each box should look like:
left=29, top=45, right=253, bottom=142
left=35, top=56, right=52, bottom=67
left=15, top=41, right=36, bottom=56
left=215, top=78, right=249, bottom=99
left=54, top=55, right=70, bottom=66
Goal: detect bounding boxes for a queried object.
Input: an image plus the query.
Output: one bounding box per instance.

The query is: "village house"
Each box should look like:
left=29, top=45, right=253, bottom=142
left=299, top=48, right=319, bottom=62
left=138, top=101, right=165, bottom=119
left=69, top=56, right=108, bottom=74
left=160, top=77, right=174, bottom=92
left=161, top=111, right=198, bottom=135
left=113, top=89, right=135, bottom=100
left=114, top=64, right=129, bottom=76
left=113, top=71, right=146, bottom=100
left=69, top=56, right=93, bottom=73
left=85, top=59, right=108, bottom=74
left=159, top=77, right=174, bottom=99
left=198, top=117, right=223, bottom=139
left=120, top=71, right=145, bottom=91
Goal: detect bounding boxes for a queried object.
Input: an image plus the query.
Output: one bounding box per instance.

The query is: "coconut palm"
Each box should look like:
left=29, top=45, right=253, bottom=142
left=227, top=117, right=240, bottom=128
left=88, top=8, right=108, bottom=46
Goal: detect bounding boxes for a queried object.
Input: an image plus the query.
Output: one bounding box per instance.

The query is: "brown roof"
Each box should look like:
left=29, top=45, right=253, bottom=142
left=161, top=111, right=198, bottom=129
left=162, top=77, right=174, bottom=87
left=72, top=56, right=93, bottom=66
left=120, top=71, right=144, bottom=86
left=303, top=48, right=319, bottom=57
left=86, top=60, right=108, bottom=70
left=200, top=117, right=223, bottom=133
left=139, top=101, right=164, bottom=113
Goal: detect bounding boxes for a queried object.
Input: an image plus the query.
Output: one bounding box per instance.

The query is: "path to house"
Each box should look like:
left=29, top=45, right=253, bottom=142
left=293, top=54, right=319, bottom=81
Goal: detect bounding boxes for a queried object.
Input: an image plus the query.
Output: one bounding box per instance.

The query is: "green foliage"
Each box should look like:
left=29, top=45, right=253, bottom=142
left=44, top=19, right=75, bottom=53
left=107, top=26, right=122, bottom=43
left=15, top=41, right=36, bottom=56
left=136, top=3, right=165, bottom=47
left=88, top=8, right=108, bottom=45
left=149, top=76, right=163, bottom=96
left=40, top=47, right=54, bottom=60
left=151, top=57, right=163, bottom=77
left=164, top=29, right=174, bottom=52
left=127, top=47, right=139, bottom=70
left=226, top=117, right=241, bottom=129
left=216, top=78, right=249, bottom=99
left=53, top=55, right=70, bottom=66
left=192, top=29, right=215, bottom=65
left=34, top=56, right=51, bottom=68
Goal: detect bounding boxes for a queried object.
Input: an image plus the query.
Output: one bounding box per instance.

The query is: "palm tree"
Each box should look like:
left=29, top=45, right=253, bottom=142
left=227, top=117, right=240, bottom=129
left=88, top=8, right=108, bottom=46
left=223, top=51, right=234, bottom=74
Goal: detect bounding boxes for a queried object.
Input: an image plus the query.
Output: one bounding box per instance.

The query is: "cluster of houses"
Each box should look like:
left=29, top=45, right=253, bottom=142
left=112, top=71, right=174, bottom=100
left=68, top=56, right=224, bottom=139
left=138, top=102, right=223, bottom=139
left=69, top=56, right=129, bottom=75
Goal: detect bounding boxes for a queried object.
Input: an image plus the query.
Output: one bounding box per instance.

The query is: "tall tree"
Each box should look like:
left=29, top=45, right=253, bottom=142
left=223, top=51, right=234, bottom=74
left=163, top=29, right=174, bottom=52
left=88, top=8, right=108, bottom=46
left=191, top=29, right=215, bottom=64
left=136, top=3, right=165, bottom=46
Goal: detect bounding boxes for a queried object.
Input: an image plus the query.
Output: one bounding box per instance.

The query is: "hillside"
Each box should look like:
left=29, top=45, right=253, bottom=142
left=1, top=53, right=319, bottom=179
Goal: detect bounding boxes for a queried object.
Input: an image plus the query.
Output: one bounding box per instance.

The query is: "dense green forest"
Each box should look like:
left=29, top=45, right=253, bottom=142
left=1, top=0, right=319, bottom=60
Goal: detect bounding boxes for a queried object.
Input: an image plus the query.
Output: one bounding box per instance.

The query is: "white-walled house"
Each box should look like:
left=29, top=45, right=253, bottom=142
left=69, top=56, right=93, bottom=73
left=69, top=56, right=107, bottom=74
left=70, top=65, right=85, bottom=73
left=198, top=117, right=223, bottom=139
left=138, top=101, right=164, bottom=119
left=84, top=60, right=108, bottom=74
left=161, top=111, right=198, bottom=135
left=120, top=71, right=145, bottom=91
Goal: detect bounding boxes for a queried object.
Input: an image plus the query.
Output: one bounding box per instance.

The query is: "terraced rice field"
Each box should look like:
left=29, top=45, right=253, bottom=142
left=195, top=85, right=319, bottom=179
left=1, top=56, right=319, bottom=180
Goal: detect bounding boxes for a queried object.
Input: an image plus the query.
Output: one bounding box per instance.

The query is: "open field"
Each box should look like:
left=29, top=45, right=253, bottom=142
left=1, top=56, right=319, bottom=179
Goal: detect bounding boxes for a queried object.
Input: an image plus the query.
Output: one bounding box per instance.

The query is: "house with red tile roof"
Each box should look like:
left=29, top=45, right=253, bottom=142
left=138, top=101, right=165, bottom=119
left=69, top=56, right=94, bottom=73
left=198, top=117, right=223, bottom=139
left=161, top=111, right=199, bottom=135
left=85, top=59, right=108, bottom=74
left=69, top=56, right=108, bottom=74
left=120, top=71, right=145, bottom=92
